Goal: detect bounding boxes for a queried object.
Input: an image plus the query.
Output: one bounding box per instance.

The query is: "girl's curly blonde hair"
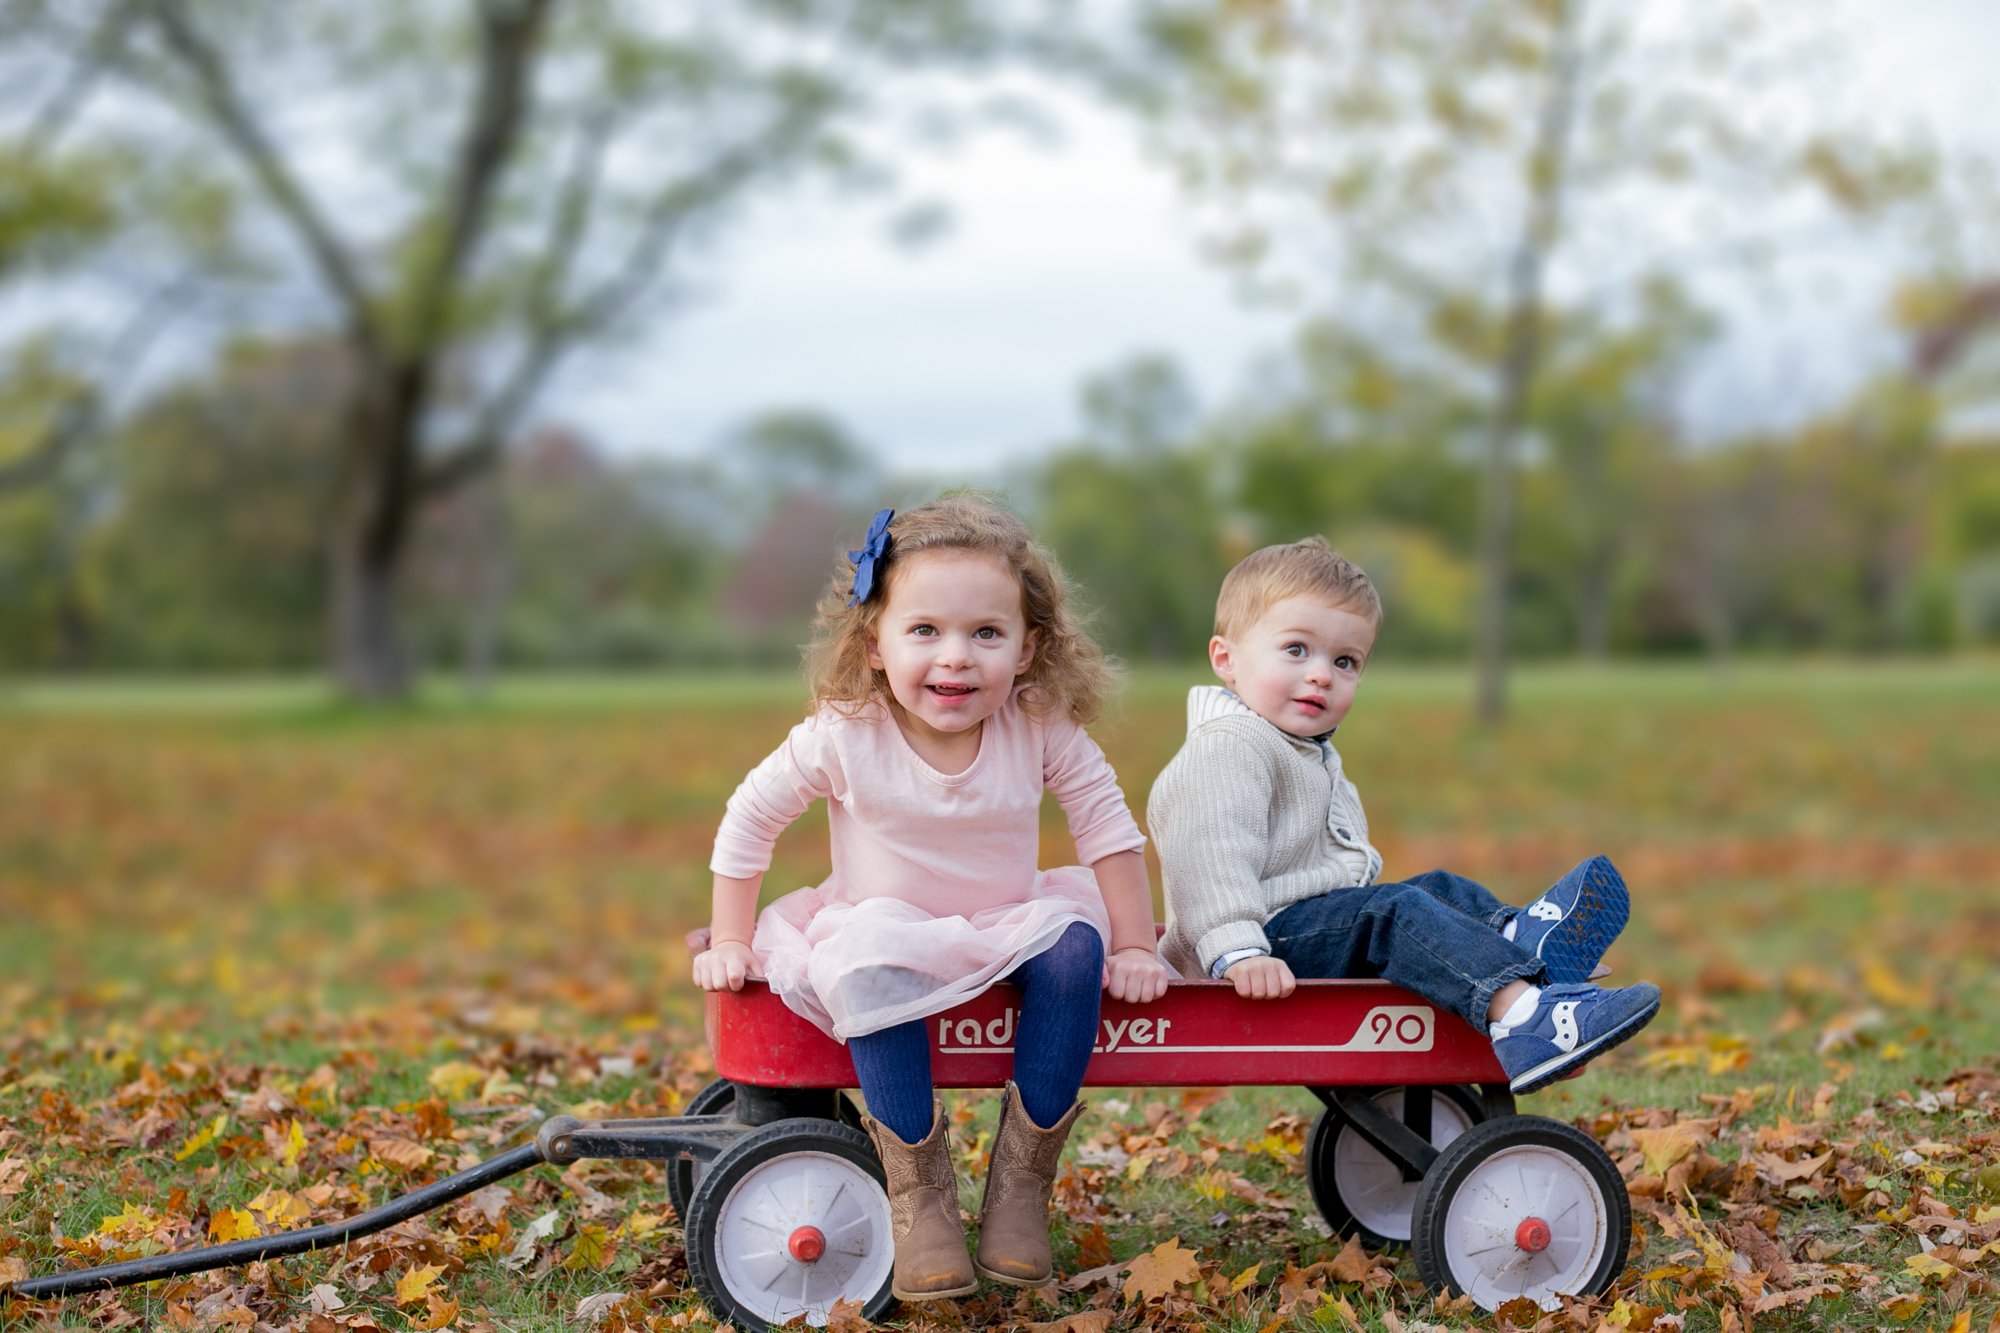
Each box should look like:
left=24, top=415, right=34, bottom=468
left=805, top=495, right=1113, bottom=726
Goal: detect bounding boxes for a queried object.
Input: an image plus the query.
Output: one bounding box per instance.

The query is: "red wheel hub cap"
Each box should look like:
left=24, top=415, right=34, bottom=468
left=789, top=1225, right=826, bottom=1262
left=1515, top=1217, right=1552, bottom=1253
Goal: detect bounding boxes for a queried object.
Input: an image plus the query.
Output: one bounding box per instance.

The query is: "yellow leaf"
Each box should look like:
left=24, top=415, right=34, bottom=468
left=247, top=1188, right=310, bottom=1227
left=395, top=1263, right=444, bottom=1306
left=1325, top=1294, right=1363, bottom=1332
left=482, top=1070, right=528, bottom=1101
left=208, top=1207, right=260, bottom=1242
left=175, top=1113, right=229, bottom=1162
left=1905, top=1251, right=1959, bottom=1283
left=279, top=1119, right=309, bottom=1169
left=1940, top=1312, right=1970, bottom=1333
left=1640, top=1046, right=1701, bottom=1070
left=1707, top=1048, right=1754, bottom=1075
left=427, top=1062, right=487, bottom=1102
left=1630, top=1122, right=1713, bottom=1177
left=1230, top=1262, right=1263, bottom=1294
left=97, top=1202, right=159, bottom=1236
left=1878, top=1291, right=1924, bottom=1320
left=1862, top=959, right=1928, bottom=1008
left=564, top=1224, right=613, bottom=1270
left=1124, top=1236, right=1201, bottom=1305
left=416, top=1292, right=459, bottom=1330
left=621, top=1210, right=667, bottom=1239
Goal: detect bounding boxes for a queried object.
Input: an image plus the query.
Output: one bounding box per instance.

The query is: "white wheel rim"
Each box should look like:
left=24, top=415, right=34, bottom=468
left=712, top=1148, right=893, bottom=1328
left=1440, top=1143, right=1609, bottom=1312
left=1332, top=1089, right=1474, bottom=1241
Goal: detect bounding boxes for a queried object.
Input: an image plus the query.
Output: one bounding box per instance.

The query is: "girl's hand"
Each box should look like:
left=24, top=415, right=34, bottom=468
left=693, top=939, right=758, bottom=992
left=1104, top=946, right=1170, bottom=1004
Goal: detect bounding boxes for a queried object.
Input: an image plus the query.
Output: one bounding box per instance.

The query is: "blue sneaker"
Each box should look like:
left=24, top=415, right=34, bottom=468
left=1491, top=981, right=1662, bottom=1094
left=1510, top=855, right=1630, bottom=985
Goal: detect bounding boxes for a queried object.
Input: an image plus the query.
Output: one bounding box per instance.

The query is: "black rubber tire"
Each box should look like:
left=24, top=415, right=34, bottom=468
left=686, top=1118, right=897, bottom=1332
left=666, top=1080, right=862, bottom=1222
left=1306, top=1084, right=1488, bottom=1250
left=667, top=1078, right=742, bottom=1223
left=1410, top=1114, right=1629, bottom=1311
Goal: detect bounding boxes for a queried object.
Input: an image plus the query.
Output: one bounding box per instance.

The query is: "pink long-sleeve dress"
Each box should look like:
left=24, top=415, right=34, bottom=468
left=710, top=691, right=1148, bottom=1040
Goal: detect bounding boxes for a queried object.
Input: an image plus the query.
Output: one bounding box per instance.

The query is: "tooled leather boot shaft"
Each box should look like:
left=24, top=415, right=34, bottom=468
left=974, top=1081, right=1081, bottom=1286
left=863, top=1104, right=978, bottom=1301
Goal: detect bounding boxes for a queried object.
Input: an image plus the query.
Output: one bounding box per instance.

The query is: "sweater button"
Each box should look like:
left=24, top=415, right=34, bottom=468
left=1337, top=828, right=1351, bottom=839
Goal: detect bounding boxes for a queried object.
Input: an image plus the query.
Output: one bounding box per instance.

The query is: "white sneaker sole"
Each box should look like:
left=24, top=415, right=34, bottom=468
left=1508, top=999, right=1659, bottom=1095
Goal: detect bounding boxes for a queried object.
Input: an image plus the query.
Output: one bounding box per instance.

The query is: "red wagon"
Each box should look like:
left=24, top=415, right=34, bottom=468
left=14, top=973, right=1630, bottom=1325
left=610, top=976, right=1630, bottom=1330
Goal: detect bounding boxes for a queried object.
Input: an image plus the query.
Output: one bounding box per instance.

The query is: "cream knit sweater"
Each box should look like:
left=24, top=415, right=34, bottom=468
left=1149, top=686, right=1384, bottom=979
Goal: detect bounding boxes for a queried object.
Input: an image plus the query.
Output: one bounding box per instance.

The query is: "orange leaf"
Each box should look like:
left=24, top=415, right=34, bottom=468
left=415, top=1292, right=459, bottom=1330
left=1123, top=1236, right=1200, bottom=1305
left=369, top=1138, right=433, bottom=1169
left=827, top=1296, right=877, bottom=1333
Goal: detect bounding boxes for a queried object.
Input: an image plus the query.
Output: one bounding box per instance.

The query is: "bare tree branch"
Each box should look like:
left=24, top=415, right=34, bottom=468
left=1913, top=280, right=2000, bottom=381
left=23, top=0, right=142, bottom=155
left=402, top=0, right=554, bottom=355
left=140, top=0, right=379, bottom=354
left=418, top=92, right=830, bottom=498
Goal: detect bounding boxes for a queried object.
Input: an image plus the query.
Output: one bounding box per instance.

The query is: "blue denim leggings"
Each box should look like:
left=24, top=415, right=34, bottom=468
left=848, top=920, right=1103, bottom=1144
left=1264, top=869, right=1543, bottom=1030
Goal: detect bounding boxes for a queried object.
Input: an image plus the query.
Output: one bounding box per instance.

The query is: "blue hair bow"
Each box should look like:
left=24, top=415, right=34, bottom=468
left=847, top=508, right=895, bottom=606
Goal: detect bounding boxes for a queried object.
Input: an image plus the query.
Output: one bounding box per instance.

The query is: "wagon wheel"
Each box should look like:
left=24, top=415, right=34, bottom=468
left=685, top=1117, right=897, bottom=1332
left=1307, top=1085, right=1485, bottom=1249
left=1410, top=1115, right=1629, bottom=1312
left=667, top=1079, right=863, bottom=1223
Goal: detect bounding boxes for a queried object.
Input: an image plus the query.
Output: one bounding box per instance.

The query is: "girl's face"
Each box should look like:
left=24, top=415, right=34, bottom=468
left=866, top=549, right=1038, bottom=742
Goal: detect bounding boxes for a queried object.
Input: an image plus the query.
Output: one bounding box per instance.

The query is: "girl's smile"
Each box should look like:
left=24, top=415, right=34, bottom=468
left=866, top=550, right=1039, bottom=773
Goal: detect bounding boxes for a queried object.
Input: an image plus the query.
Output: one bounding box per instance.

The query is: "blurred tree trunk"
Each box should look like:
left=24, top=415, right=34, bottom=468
left=1578, top=543, right=1612, bottom=660
left=1471, top=0, right=1582, bottom=722
left=60, top=0, right=936, bottom=698
left=461, top=469, right=512, bottom=698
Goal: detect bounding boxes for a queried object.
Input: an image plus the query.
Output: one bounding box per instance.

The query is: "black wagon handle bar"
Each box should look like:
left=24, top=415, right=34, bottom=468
left=9, top=1142, right=547, bottom=1301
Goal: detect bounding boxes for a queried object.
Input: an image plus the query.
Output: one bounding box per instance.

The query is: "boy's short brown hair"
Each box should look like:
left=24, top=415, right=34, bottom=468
left=1214, top=536, right=1381, bottom=639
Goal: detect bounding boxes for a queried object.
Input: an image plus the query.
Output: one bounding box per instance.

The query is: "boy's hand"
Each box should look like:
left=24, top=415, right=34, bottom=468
left=1224, top=954, right=1296, bottom=999
left=693, top=939, right=757, bottom=991
left=1104, top=947, right=1171, bottom=1004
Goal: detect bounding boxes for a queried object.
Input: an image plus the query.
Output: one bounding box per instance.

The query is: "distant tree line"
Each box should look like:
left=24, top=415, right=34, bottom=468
left=3, top=0, right=1993, bottom=695
left=2, top=309, right=1996, bottom=674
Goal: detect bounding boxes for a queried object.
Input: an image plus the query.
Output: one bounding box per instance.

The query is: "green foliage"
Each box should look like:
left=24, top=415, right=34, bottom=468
left=1035, top=359, right=1228, bottom=660
left=94, top=343, right=346, bottom=669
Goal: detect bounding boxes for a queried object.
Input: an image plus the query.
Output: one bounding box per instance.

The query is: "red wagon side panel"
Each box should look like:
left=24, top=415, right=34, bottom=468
left=707, top=979, right=1505, bottom=1089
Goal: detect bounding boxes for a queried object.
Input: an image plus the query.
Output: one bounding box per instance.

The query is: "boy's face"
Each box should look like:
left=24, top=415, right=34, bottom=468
left=1209, top=596, right=1377, bottom=739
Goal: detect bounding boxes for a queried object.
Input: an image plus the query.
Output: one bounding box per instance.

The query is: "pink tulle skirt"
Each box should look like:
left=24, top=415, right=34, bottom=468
left=752, top=868, right=1113, bottom=1040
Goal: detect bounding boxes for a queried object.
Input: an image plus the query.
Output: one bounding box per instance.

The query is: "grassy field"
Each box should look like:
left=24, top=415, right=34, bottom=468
left=2, top=662, right=1998, bottom=1333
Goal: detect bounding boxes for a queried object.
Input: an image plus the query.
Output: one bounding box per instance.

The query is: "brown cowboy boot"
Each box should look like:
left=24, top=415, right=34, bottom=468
left=862, top=1103, right=979, bottom=1301
left=974, top=1081, right=1082, bottom=1286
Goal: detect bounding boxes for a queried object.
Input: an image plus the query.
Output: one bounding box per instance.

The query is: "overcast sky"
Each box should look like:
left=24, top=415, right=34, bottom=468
left=549, top=0, right=2000, bottom=474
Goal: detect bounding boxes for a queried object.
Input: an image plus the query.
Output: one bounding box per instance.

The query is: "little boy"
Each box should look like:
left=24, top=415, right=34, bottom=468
left=1149, top=538, right=1659, bottom=1093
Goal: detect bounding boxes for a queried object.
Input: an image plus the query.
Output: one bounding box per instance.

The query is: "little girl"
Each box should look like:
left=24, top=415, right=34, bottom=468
left=695, top=497, right=1171, bottom=1301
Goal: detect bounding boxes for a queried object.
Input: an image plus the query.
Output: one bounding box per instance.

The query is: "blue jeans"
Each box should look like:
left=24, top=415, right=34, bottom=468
left=1264, top=870, right=1542, bottom=1030
left=848, top=920, right=1103, bottom=1143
